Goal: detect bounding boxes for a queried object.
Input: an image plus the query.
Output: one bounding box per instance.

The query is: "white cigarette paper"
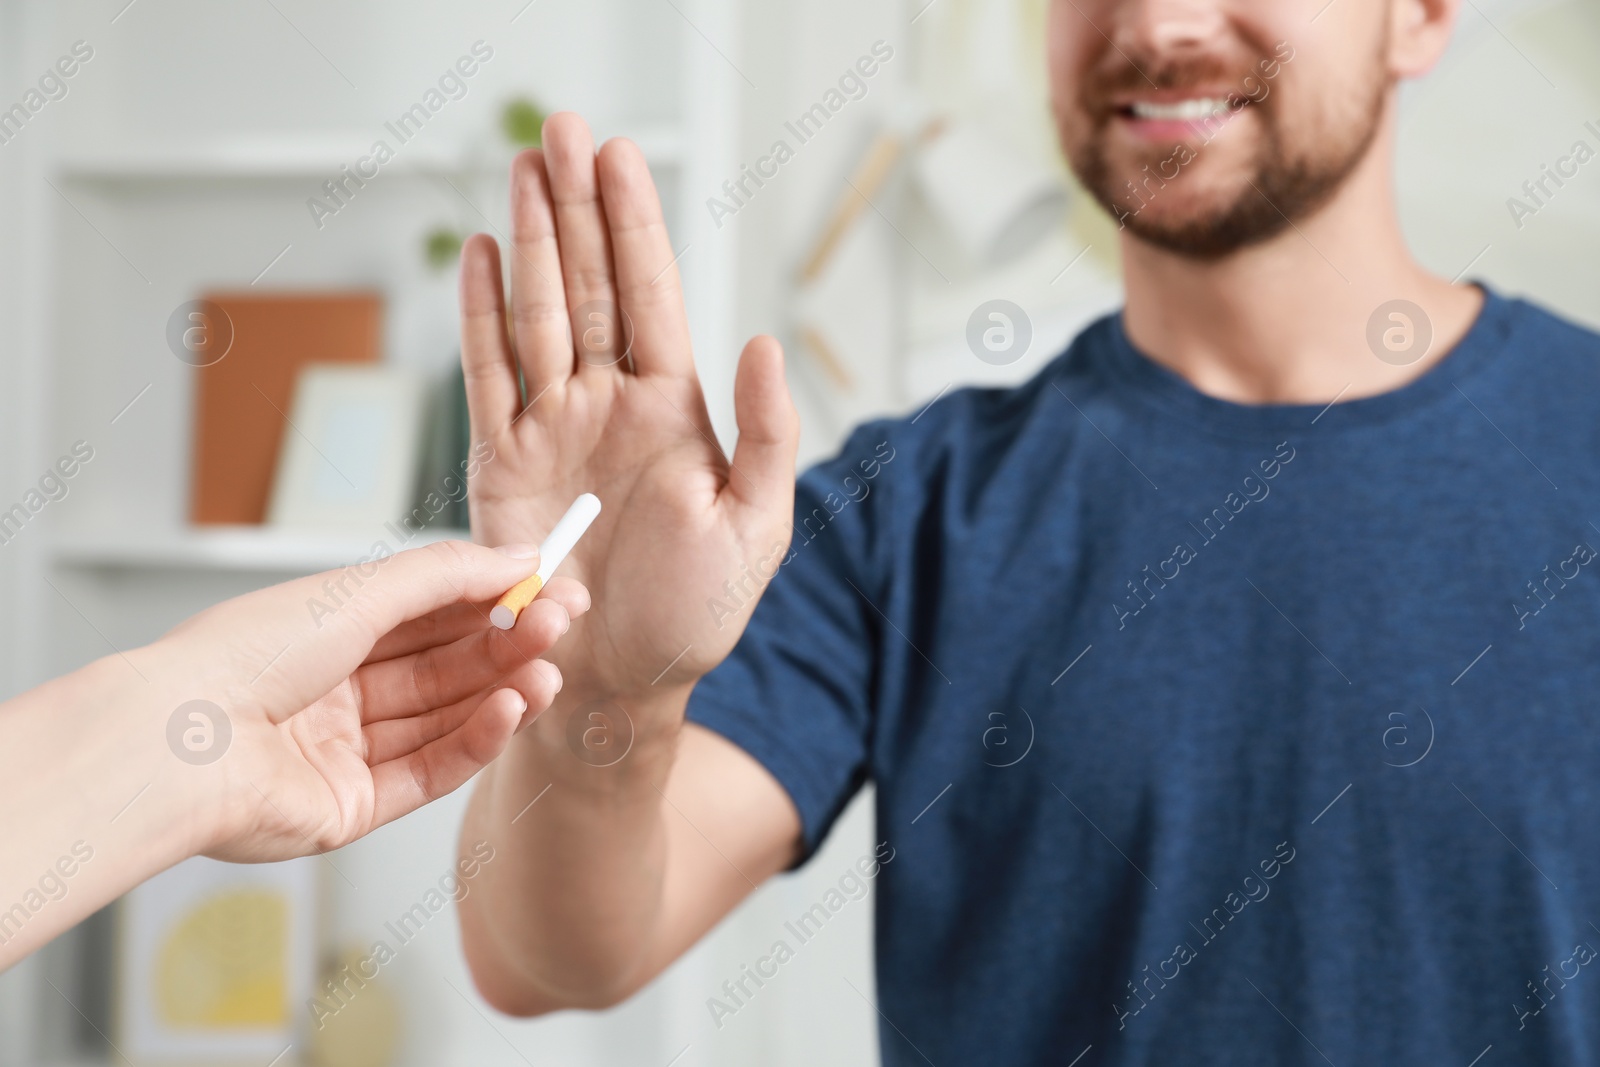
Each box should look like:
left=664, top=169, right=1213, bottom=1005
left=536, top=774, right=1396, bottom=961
left=490, top=493, right=602, bottom=630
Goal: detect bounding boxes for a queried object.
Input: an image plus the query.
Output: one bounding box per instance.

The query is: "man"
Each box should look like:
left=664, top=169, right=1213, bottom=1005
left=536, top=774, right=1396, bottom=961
left=453, top=0, right=1600, bottom=1061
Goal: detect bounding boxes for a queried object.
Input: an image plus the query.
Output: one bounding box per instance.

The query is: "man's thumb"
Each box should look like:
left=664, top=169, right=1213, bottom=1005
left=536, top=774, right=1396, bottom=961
left=726, top=334, right=799, bottom=517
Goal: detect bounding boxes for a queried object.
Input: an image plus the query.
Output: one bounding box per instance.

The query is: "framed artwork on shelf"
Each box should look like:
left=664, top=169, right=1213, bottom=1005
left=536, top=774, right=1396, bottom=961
left=267, top=364, right=427, bottom=532
left=116, top=856, right=319, bottom=1066
left=189, top=291, right=382, bottom=526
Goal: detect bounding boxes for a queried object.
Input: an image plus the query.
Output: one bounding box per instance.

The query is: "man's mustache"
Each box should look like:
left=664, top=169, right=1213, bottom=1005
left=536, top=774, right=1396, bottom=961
left=1079, top=51, right=1268, bottom=113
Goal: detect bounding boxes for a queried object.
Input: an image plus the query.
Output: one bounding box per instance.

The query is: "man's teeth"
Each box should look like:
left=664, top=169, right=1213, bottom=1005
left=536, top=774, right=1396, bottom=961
left=1129, top=97, right=1232, bottom=121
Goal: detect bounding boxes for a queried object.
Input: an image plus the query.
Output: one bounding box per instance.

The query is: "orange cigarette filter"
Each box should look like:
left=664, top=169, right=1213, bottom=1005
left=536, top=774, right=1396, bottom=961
left=492, top=574, right=544, bottom=629
left=491, top=493, right=601, bottom=630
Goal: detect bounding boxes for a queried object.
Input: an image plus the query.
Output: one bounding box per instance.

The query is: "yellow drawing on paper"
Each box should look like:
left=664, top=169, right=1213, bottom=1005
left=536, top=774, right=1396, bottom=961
left=153, top=888, right=289, bottom=1027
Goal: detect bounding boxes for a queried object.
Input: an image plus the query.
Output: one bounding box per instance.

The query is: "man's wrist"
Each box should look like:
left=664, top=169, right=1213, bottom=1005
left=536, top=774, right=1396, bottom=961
left=510, top=680, right=694, bottom=799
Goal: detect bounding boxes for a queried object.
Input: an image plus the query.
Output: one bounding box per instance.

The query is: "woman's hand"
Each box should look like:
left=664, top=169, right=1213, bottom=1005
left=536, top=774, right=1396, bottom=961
left=149, top=539, right=590, bottom=863
left=0, top=538, right=586, bottom=968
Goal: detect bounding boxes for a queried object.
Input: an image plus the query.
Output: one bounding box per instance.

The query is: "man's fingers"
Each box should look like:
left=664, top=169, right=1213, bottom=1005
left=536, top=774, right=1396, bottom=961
left=597, top=137, right=696, bottom=378
left=367, top=688, right=525, bottom=830
left=543, top=113, right=625, bottom=374
left=459, top=234, right=520, bottom=437
left=725, top=335, right=801, bottom=515
left=509, top=149, right=576, bottom=398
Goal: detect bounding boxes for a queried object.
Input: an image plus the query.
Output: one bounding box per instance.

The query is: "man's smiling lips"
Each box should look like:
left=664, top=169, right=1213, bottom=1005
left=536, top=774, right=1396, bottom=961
left=1110, top=92, right=1249, bottom=141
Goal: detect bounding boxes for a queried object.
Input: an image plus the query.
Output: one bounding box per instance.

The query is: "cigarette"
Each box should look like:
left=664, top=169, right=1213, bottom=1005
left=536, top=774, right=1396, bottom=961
left=490, top=493, right=601, bottom=630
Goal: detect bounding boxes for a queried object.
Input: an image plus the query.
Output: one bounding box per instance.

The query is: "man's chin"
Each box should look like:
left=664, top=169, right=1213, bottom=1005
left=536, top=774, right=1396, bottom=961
left=1114, top=195, right=1292, bottom=260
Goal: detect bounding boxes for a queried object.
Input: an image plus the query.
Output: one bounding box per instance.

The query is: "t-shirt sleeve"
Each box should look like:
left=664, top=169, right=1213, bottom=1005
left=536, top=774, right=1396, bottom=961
left=686, top=424, right=898, bottom=862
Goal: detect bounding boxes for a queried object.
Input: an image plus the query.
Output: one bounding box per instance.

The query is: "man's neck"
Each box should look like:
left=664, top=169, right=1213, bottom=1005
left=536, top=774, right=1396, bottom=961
left=1118, top=106, right=1484, bottom=407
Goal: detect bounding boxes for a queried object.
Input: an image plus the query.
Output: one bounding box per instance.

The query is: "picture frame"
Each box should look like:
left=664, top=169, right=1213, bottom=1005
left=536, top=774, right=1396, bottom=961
left=116, top=856, right=319, bottom=1066
left=267, top=364, right=426, bottom=531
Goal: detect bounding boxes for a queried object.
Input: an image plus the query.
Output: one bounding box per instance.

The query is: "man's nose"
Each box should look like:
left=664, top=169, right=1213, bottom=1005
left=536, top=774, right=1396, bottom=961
left=1110, top=0, right=1230, bottom=57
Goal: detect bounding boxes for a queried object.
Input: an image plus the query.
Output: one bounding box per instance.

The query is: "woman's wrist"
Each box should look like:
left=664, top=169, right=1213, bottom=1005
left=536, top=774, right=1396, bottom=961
left=0, top=650, right=216, bottom=964
left=126, top=638, right=253, bottom=857
left=63, top=649, right=223, bottom=864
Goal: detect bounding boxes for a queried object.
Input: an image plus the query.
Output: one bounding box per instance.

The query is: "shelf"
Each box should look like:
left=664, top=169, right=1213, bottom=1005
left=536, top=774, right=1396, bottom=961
left=51, top=525, right=470, bottom=573
left=55, top=124, right=684, bottom=182
left=37, top=1060, right=301, bottom=1067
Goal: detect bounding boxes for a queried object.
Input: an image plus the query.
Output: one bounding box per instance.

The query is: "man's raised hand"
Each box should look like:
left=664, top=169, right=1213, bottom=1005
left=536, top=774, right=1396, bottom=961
left=458, top=112, right=800, bottom=704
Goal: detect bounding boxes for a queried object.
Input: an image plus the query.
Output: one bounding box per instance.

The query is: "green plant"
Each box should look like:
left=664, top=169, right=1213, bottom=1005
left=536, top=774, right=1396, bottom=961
left=502, top=98, right=547, bottom=147
left=423, top=227, right=464, bottom=271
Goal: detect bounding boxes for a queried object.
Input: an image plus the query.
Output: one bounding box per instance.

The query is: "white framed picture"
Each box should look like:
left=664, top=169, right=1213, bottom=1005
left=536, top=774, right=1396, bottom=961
left=267, top=364, right=426, bottom=531
left=116, top=856, right=319, bottom=1066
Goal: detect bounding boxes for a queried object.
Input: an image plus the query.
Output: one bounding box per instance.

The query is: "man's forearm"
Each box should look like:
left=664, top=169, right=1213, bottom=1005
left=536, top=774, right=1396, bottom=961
left=459, top=684, right=691, bottom=1011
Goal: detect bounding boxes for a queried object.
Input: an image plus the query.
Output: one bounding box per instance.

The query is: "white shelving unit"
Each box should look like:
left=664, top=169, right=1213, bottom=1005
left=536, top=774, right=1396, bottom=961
left=53, top=123, right=685, bottom=182
left=5, top=2, right=741, bottom=1066
left=51, top=525, right=468, bottom=573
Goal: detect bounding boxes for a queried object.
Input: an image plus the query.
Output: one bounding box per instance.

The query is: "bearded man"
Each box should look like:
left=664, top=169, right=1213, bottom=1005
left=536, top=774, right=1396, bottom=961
left=450, top=0, right=1600, bottom=1061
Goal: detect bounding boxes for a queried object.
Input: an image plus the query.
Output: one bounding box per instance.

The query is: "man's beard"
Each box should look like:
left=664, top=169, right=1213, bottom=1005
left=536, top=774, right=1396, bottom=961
left=1065, top=48, right=1388, bottom=260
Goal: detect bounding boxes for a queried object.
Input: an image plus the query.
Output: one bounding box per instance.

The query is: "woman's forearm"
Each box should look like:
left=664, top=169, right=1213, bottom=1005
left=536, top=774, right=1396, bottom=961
left=0, top=538, right=583, bottom=971
left=0, top=650, right=212, bottom=968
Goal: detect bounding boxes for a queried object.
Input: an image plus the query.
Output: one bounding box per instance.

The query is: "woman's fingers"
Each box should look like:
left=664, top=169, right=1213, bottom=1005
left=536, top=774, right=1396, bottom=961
left=459, top=234, right=520, bottom=437
left=509, top=149, right=577, bottom=397
left=365, top=599, right=500, bottom=665
left=237, top=541, right=541, bottom=722
left=366, top=687, right=526, bottom=830
left=535, top=576, right=592, bottom=619
left=300, top=540, right=538, bottom=651
left=354, top=594, right=572, bottom=724
left=597, top=137, right=697, bottom=378
left=364, top=575, right=591, bottom=665
left=542, top=113, right=626, bottom=374
left=363, top=656, right=561, bottom=765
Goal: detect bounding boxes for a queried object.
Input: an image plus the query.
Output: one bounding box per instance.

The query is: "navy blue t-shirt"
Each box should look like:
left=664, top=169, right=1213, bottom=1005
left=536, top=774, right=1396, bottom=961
left=687, top=288, right=1600, bottom=1065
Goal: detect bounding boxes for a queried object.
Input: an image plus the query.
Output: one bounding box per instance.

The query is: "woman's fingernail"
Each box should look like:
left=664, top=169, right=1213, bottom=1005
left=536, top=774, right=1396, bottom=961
left=510, top=689, right=529, bottom=715
left=536, top=660, right=563, bottom=693
left=559, top=605, right=571, bottom=635
left=496, top=543, right=539, bottom=559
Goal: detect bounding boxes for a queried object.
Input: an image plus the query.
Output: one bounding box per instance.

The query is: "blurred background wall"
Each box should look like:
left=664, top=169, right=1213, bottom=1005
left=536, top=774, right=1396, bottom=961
left=0, top=1, right=1595, bottom=1065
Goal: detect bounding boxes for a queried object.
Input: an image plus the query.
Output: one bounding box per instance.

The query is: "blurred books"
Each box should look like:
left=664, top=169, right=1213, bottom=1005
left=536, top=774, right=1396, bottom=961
left=189, top=293, right=381, bottom=526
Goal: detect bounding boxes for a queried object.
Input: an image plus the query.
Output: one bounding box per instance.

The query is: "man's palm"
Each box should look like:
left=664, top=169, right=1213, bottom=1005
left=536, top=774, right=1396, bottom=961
left=460, top=113, right=799, bottom=699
